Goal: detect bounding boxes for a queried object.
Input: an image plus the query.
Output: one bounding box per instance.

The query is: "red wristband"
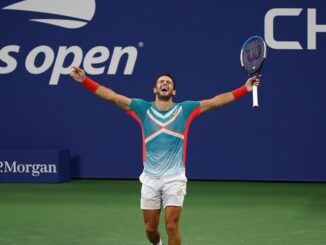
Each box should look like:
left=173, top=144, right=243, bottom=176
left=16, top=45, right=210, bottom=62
left=232, top=85, right=248, bottom=100
left=82, top=77, right=100, bottom=92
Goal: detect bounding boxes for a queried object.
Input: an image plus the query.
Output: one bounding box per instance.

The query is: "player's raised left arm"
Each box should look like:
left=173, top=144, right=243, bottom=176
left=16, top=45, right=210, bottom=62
left=200, top=76, right=260, bottom=113
left=70, top=65, right=131, bottom=111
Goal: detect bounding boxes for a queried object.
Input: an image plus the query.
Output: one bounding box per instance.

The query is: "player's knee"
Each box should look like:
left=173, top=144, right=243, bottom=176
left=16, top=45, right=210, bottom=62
left=145, top=224, right=158, bottom=235
left=165, top=222, right=179, bottom=236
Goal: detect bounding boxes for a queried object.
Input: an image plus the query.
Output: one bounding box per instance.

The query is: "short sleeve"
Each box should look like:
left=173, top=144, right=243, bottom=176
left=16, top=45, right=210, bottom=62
left=127, top=99, right=151, bottom=122
left=180, top=101, right=201, bottom=120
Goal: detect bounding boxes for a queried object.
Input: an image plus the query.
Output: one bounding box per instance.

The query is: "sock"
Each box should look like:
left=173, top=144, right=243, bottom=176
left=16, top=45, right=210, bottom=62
left=155, top=240, right=163, bottom=245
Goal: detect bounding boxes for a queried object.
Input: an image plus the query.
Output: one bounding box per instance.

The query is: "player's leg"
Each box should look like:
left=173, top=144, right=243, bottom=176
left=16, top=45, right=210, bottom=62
left=162, top=180, right=186, bottom=245
left=165, top=206, right=182, bottom=245
left=142, top=209, right=162, bottom=245
left=141, top=183, right=163, bottom=244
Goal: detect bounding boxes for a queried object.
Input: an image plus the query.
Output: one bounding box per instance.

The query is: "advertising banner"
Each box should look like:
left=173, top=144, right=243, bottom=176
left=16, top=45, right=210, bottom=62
left=0, top=1, right=325, bottom=181
left=0, top=150, right=71, bottom=182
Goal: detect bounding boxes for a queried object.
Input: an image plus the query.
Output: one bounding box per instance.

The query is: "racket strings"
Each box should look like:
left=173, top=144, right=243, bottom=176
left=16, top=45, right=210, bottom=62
left=242, top=39, right=265, bottom=74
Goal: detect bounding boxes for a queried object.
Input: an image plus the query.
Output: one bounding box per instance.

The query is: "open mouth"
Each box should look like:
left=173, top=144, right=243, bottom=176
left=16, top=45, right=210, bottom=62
left=160, top=87, right=168, bottom=92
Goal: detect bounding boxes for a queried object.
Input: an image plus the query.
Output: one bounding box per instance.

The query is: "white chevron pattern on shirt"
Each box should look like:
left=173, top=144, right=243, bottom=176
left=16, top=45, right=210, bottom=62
left=146, top=107, right=183, bottom=127
left=144, top=106, right=184, bottom=144
left=150, top=105, right=178, bottom=119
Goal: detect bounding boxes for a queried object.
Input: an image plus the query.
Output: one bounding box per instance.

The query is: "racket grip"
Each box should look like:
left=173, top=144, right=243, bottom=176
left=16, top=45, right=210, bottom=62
left=252, top=85, right=259, bottom=108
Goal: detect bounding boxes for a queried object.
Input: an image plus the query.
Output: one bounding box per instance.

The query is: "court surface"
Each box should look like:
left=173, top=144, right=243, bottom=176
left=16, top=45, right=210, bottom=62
left=0, top=180, right=325, bottom=245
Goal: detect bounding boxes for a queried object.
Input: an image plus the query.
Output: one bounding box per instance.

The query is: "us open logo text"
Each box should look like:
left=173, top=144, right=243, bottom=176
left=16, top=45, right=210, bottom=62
left=0, top=0, right=139, bottom=85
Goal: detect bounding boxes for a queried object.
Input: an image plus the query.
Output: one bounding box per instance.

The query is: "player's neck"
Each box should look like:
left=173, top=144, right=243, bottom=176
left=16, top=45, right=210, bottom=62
left=155, top=98, right=173, bottom=111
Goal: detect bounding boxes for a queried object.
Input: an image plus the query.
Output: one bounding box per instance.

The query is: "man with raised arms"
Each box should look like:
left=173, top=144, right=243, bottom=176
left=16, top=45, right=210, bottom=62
left=70, top=65, right=260, bottom=245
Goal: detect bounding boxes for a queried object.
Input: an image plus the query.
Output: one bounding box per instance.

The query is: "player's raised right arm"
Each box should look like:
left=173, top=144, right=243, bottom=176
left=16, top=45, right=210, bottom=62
left=70, top=65, right=131, bottom=111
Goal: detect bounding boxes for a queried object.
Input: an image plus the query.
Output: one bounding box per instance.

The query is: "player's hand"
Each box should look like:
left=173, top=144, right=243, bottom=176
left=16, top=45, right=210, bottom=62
left=70, top=65, right=86, bottom=83
left=245, top=75, right=261, bottom=92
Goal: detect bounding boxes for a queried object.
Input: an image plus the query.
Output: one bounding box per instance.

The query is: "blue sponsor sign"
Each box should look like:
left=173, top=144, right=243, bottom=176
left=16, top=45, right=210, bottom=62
left=0, top=1, right=325, bottom=181
left=0, top=150, right=71, bottom=182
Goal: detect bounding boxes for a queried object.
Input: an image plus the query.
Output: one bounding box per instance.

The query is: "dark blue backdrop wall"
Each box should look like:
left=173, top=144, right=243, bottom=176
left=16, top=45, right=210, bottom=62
left=1, top=0, right=325, bottom=181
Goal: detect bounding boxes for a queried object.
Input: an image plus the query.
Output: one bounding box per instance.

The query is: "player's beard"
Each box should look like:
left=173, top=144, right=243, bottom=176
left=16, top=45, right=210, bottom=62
left=156, top=90, right=173, bottom=101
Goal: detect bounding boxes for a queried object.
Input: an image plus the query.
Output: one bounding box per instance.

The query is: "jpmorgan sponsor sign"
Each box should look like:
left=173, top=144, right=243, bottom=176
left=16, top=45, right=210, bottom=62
left=0, top=161, right=57, bottom=177
left=0, top=150, right=71, bottom=182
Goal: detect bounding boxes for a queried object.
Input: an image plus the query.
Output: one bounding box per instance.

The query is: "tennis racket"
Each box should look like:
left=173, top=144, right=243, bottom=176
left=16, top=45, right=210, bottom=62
left=240, top=36, right=267, bottom=108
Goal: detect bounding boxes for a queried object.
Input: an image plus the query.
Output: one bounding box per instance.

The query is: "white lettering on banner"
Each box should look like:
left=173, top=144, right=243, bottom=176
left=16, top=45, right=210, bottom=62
left=0, top=161, right=57, bottom=177
left=26, top=45, right=55, bottom=74
left=307, top=9, right=326, bottom=50
left=50, top=46, right=83, bottom=85
left=265, top=8, right=326, bottom=50
left=0, top=45, right=139, bottom=85
left=107, top=47, right=138, bottom=75
left=83, top=46, right=110, bottom=75
left=0, top=45, right=20, bottom=73
left=265, top=8, right=303, bottom=50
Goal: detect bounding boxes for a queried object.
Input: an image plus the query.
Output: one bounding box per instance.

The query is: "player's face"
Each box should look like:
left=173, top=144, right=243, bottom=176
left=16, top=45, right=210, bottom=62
left=154, top=76, right=176, bottom=101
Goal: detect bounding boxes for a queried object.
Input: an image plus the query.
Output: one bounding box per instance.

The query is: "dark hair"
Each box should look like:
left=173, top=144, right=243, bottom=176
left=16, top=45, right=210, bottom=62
left=154, top=73, right=176, bottom=90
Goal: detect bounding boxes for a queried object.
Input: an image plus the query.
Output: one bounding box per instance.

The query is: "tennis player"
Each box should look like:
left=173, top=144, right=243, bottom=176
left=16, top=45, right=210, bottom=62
left=70, top=65, right=260, bottom=245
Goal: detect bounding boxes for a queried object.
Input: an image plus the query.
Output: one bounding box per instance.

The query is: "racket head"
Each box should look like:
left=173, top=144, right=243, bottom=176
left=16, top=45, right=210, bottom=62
left=240, top=36, right=267, bottom=76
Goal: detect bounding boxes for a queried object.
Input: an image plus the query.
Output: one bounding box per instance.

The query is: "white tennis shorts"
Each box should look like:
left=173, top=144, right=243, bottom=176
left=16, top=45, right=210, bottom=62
left=139, top=172, right=187, bottom=210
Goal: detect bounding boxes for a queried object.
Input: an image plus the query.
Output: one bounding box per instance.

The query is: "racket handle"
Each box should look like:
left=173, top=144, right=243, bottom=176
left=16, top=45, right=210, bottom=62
left=252, top=85, right=259, bottom=108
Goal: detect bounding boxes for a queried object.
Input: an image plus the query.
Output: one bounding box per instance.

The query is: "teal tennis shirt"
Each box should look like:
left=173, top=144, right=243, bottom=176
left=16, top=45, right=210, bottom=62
left=127, top=99, right=201, bottom=178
